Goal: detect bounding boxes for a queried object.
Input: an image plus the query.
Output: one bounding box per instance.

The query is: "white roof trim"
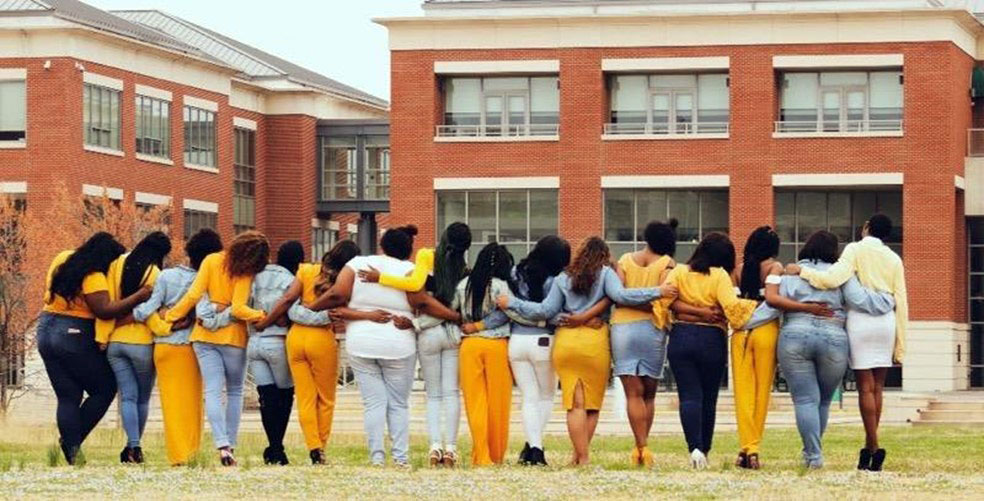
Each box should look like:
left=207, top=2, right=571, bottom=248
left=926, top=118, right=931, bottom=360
left=83, top=72, right=123, bottom=91
left=772, top=173, right=904, bottom=187
left=0, top=181, right=27, bottom=194
left=0, top=68, right=26, bottom=80
left=602, top=56, right=730, bottom=72
left=183, top=95, right=219, bottom=112
left=601, top=175, right=729, bottom=189
left=434, top=60, right=559, bottom=75
left=182, top=198, right=219, bottom=213
left=135, top=84, right=172, bottom=102
left=233, top=116, right=257, bottom=130
left=434, top=176, right=560, bottom=190
left=773, top=54, right=904, bottom=69
left=82, top=183, right=124, bottom=200
left=135, top=192, right=171, bottom=206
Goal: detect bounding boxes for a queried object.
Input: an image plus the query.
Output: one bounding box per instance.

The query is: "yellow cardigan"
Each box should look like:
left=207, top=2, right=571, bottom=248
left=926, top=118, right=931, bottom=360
left=661, top=265, right=758, bottom=331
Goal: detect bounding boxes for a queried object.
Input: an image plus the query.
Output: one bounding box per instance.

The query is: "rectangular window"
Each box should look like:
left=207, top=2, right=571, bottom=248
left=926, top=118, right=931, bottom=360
left=603, top=189, right=729, bottom=260
left=0, top=79, right=26, bottom=142
left=441, top=76, right=559, bottom=137
left=233, top=127, right=256, bottom=234
left=184, top=106, right=216, bottom=167
left=970, top=217, right=984, bottom=388
left=364, top=136, right=390, bottom=200
left=777, top=70, right=903, bottom=133
left=83, top=83, right=121, bottom=150
left=321, top=137, right=357, bottom=200
left=436, top=190, right=558, bottom=264
left=311, top=223, right=338, bottom=262
left=607, top=73, right=729, bottom=135
left=183, top=208, right=217, bottom=240
left=135, top=95, right=170, bottom=159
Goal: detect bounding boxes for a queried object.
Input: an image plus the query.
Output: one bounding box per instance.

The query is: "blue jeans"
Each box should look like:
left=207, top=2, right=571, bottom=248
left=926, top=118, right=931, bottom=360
left=667, top=323, right=727, bottom=454
left=349, top=353, right=416, bottom=465
left=106, top=342, right=156, bottom=447
left=777, top=318, right=850, bottom=468
left=36, top=313, right=117, bottom=461
left=193, top=342, right=247, bottom=449
left=247, top=336, right=293, bottom=389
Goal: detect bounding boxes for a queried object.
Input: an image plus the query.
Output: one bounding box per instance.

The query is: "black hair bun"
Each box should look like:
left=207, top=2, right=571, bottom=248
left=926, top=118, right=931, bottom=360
left=667, top=218, right=679, bottom=230
left=400, top=225, right=419, bottom=237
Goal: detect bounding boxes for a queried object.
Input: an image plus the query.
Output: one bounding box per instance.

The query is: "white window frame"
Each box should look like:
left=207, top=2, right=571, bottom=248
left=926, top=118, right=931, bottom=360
left=0, top=68, right=27, bottom=147
left=135, top=94, right=171, bottom=162
left=83, top=83, right=122, bottom=153
left=604, top=73, right=729, bottom=139
left=438, top=76, right=559, bottom=140
left=775, top=70, right=904, bottom=137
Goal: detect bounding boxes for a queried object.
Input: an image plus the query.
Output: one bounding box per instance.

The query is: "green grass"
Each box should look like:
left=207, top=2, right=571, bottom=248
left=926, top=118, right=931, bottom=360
left=1, top=425, right=983, bottom=499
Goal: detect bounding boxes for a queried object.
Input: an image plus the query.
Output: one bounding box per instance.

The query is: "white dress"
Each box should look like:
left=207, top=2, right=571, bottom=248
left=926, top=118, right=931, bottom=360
left=846, top=309, right=896, bottom=369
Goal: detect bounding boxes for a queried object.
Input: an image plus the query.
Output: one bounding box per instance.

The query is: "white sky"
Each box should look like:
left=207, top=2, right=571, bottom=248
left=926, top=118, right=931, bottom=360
left=86, top=0, right=425, bottom=101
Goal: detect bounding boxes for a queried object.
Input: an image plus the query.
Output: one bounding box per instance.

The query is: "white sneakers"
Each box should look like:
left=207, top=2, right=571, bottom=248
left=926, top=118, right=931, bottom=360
left=690, top=449, right=709, bottom=470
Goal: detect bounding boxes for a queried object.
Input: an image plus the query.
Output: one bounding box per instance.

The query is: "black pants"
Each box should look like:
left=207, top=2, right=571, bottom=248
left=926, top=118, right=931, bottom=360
left=668, top=323, right=727, bottom=454
left=37, top=313, right=117, bottom=461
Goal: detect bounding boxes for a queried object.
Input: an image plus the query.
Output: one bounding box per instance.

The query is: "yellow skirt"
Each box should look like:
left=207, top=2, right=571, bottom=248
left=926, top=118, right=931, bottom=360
left=552, top=325, right=611, bottom=411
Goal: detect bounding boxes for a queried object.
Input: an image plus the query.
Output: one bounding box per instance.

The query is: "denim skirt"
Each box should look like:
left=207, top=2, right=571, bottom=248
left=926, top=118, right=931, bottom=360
left=610, top=319, right=668, bottom=379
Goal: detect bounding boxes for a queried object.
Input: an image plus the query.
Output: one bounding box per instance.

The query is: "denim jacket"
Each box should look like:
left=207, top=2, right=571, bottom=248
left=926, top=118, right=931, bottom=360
left=507, top=266, right=662, bottom=321
left=132, top=265, right=196, bottom=345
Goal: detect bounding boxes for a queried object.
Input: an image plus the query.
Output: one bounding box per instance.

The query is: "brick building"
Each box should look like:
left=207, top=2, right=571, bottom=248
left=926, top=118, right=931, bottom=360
left=0, top=0, right=391, bottom=258
left=378, top=0, right=984, bottom=392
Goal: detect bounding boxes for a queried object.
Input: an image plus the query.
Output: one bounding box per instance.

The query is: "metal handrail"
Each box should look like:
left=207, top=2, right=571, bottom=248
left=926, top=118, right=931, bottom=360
left=774, top=119, right=904, bottom=134
left=436, top=123, right=560, bottom=138
left=603, top=122, right=729, bottom=135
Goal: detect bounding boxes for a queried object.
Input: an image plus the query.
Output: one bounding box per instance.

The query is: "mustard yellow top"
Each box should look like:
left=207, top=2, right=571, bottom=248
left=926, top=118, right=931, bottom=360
left=377, top=247, right=434, bottom=292
left=612, top=253, right=673, bottom=329
left=663, top=265, right=758, bottom=331
left=799, top=236, right=908, bottom=363
left=288, top=262, right=334, bottom=338
left=42, top=250, right=110, bottom=320
left=96, top=253, right=160, bottom=345
left=164, top=252, right=263, bottom=348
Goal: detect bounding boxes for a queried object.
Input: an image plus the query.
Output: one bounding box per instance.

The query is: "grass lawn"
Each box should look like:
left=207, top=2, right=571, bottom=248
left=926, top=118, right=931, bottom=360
left=1, top=425, right=983, bottom=499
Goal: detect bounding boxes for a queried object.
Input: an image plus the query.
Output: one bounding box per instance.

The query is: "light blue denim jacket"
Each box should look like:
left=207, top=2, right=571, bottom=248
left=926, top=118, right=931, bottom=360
left=507, top=266, right=663, bottom=320
left=744, top=260, right=896, bottom=331
left=132, top=265, right=197, bottom=345
left=481, top=268, right=557, bottom=336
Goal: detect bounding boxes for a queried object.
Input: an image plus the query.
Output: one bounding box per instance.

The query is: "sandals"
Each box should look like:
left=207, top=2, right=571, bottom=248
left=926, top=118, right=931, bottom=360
left=747, top=453, right=761, bottom=470
left=441, top=449, right=458, bottom=468
left=429, top=448, right=444, bottom=468
left=735, top=451, right=748, bottom=469
left=219, top=447, right=237, bottom=467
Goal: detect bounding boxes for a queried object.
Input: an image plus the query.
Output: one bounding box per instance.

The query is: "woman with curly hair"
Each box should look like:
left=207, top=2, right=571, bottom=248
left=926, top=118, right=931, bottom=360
left=164, top=230, right=271, bottom=466
left=497, top=236, right=675, bottom=465
left=98, top=231, right=172, bottom=463
left=39, top=232, right=150, bottom=464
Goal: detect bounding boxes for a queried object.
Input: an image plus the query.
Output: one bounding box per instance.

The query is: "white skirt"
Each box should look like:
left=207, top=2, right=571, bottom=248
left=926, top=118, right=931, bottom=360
left=846, top=310, right=896, bottom=370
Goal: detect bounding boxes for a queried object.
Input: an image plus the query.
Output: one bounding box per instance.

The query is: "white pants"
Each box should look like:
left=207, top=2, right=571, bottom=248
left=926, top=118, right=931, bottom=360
left=417, top=325, right=461, bottom=449
left=508, top=335, right=556, bottom=449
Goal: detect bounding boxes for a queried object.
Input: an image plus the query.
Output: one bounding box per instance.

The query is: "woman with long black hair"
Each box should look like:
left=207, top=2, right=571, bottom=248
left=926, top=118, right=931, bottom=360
left=99, top=231, right=172, bottom=463
left=39, top=232, right=150, bottom=464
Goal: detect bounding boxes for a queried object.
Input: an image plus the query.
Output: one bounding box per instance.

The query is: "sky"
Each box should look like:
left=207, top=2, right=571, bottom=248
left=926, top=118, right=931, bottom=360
left=86, top=0, right=425, bottom=101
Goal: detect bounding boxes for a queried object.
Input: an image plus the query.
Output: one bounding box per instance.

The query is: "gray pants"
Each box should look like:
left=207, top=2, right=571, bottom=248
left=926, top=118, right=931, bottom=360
left=777, top=319, right=850, bottom=468
left=350, top=353, right=416, bottom=465
left=417, top=326, right=460, bottom=449
left=247, top=336, right=293, bottom=389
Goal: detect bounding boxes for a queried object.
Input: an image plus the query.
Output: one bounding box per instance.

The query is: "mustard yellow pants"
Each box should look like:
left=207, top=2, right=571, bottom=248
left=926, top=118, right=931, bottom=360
left=459, top=337, right=512, bottom=466
left=287, top=326, right=338, bottom=451
left=153, top=343, right=202, bottom=465
left=731, top=320, right=780, bottom=455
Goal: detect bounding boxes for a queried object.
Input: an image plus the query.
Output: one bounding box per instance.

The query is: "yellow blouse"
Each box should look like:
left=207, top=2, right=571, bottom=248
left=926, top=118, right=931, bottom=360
left=663, top=265, right=758, bottom=331
left=288, top=263, right=334, bottom=339
left=377, top=247, right=434, bottom=292
left=42, top=250, right=109, bottom=320
left=164, top=252, right=263, bottom=348
left=96, top=253, right=160, bottom=345
left=612, top=253, right=672, bottom=329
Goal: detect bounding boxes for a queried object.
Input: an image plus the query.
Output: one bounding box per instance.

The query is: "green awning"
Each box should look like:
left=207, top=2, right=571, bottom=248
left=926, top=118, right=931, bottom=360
left=973, top=67, right=984, bottom=98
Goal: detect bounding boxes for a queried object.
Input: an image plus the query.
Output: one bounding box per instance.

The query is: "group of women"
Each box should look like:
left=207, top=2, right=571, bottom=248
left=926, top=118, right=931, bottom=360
left=37, top=212, right=905, bottom=472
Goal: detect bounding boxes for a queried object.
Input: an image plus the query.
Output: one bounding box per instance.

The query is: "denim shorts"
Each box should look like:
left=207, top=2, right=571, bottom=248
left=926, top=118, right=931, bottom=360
left=610, top=319, right=667, bottom=379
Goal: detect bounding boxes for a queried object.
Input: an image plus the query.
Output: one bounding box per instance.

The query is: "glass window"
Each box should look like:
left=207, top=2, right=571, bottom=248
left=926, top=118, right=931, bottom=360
left=364, top=136, right=390, bottom=200
left=183, top=106, right=216, bottom=167
left=135, top=95, right=170, bottom=159
left=436, top=190, right=559, bottom=264
left=610, top=75, right=648, bottom=125
left=183, top=208, right=217, bottom=241
left=321, top=137, right=357, bottom=200
left=970, top=218, right=984, bottom=387
left=0, top=80, right=26, bottom=142
left=779, top=70, right=903, bottom=133
left=445, top=78, right=481, bottom=126
left=83, top=83, right=121, bottom=150
left=441, top=76, right=559, bottom=136
left=697, top=74, right=729, bottom=126
left=311, top=223, right=338, bottom=263
left=604, top=189, right=729, bottom=260
left=608, top=73, right=728, bottom=134
left=530, top=77, right=559, bottom=126
left=233, top=127, right=256, bottom=234
left=780, top=73, right=819, bottom=126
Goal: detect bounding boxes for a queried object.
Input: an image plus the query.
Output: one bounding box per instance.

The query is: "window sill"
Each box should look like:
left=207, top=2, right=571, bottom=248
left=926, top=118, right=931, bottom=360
left=772, top=131, right=904, bottom=139
left=0, top=140, right=26, bottom=149
left=136, top=153, right=174, bottom=166
left=185, top=163, right=219, bottom=174
left=602, top=133, right=729, bottom=141
left=84, top=144, right=125, bottom=157
left=434, top=135, right=559, bottom=143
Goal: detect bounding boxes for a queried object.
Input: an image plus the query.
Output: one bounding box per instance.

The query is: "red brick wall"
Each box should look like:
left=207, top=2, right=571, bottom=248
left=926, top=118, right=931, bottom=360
left=264, top=114, right=317, bottom=251
left=390, top=41, right=973, bottom=323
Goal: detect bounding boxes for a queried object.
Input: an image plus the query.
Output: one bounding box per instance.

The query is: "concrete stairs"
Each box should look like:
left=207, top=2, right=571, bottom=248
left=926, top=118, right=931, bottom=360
left=911, top=398, right=984, bottom=427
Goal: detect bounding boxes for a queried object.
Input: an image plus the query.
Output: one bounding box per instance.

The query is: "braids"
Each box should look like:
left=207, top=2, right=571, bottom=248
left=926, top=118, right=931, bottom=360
left=465, top=243, right=514, bottom=321
left=433, top=222, right=471, bottom=306
left=739, top=226, right=780, bottom=300
left=121, top=231, right=171, bottom=298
